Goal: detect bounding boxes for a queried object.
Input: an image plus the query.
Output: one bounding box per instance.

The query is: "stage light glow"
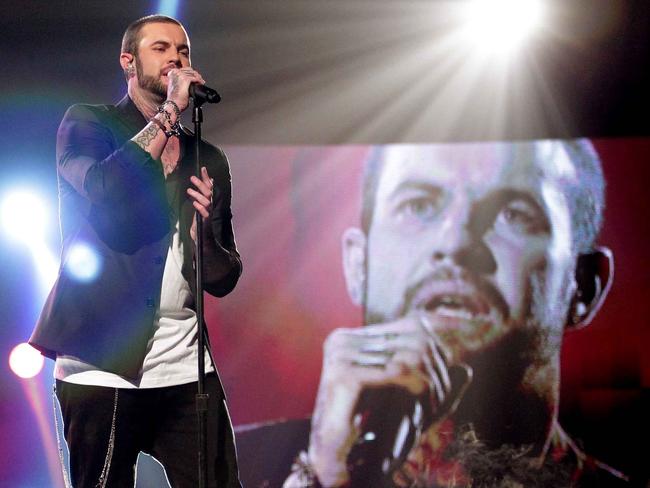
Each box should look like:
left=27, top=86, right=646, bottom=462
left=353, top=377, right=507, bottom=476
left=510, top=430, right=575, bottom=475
left=157, top=0, right=180, bottom=18
left=1, top=190, right=49, bottom=242
left=459, top=0, right=545, bottom=57
left=9, top=342, right=45, bottom=379
left=32, top=241, right=60, bottom=294
left=1, top=188, right=59, bottom=294
left=65, top=242, right=102, bottom=282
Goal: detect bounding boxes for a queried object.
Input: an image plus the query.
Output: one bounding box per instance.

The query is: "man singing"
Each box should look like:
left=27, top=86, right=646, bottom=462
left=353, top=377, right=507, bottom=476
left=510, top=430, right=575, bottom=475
left=29, top=15, right=242, bottom=487
left=273, top=141, right=628, bottom=487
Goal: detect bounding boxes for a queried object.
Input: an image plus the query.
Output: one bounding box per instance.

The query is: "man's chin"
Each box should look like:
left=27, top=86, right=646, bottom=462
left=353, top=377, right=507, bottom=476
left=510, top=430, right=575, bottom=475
left=138, top=78, right=167, bottom=101
left=151, top=85, right=167, bottom=100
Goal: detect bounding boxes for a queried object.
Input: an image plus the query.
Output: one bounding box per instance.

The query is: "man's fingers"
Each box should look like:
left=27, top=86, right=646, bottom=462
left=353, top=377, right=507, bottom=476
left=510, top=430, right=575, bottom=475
left=421, top=351, right=446, bottom=406
left=325, top=322, right=459, bottom=413
left=188, top=168, right=214, bottom=214
left=329, top=328, right=421, bottom=350
left=192, top=200, right=210, bottom=218
left=170, top=67, right=204, bottom=83
left=326, top=337, right=440, bottom=397
left=190, top=174, right=212, bottom=197
left=187, top=188, right=211, bottom=207
left=430, top=340, right=452, bottom=394
left=201, top=166, right=212, bottom=185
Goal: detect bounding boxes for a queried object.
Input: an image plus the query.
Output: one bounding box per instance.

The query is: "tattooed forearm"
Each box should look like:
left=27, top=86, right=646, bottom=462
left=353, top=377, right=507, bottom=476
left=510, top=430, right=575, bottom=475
left=133, top=124, right=160, bottom=150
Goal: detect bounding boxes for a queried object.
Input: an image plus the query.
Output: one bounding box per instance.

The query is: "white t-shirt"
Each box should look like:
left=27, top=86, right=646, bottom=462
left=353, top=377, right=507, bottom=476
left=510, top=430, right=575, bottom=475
left=55, top=222, right=214, bottom=388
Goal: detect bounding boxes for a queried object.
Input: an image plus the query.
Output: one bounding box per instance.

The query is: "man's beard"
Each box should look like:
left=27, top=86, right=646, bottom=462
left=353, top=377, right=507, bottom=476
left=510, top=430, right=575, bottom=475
left=136, top=58, right=167, bottom=100
left=427, top=425, right=576, bottom=488
left=362, top=264, right=572, bottom=446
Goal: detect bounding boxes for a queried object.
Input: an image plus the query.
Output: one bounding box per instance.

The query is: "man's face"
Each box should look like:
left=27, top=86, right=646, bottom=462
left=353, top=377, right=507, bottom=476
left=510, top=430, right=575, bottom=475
left=133, top=22, right=191, bottom=99
left=363, top=142, right=577, bottom=366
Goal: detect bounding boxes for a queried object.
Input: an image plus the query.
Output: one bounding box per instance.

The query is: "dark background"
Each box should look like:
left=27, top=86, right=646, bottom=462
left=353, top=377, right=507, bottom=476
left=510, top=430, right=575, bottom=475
left=1, top=1, right=648, bottom=486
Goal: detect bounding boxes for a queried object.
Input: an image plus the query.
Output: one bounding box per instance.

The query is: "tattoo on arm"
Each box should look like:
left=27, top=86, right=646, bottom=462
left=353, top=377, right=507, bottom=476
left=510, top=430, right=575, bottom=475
left=133, top=124, right=160, bottom=150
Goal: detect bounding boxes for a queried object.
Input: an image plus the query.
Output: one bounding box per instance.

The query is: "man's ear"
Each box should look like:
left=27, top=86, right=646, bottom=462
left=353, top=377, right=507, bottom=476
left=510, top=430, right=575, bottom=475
left=119, top=53, right=134, bottom=76
left=566, top=246, right=614, bottom=329
left=342, top=227, right=367, bottom=306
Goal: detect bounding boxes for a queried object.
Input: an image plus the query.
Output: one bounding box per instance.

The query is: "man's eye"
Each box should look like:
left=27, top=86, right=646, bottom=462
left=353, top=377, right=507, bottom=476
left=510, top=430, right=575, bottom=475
left=395, top=198, right=437, bottom=221
left=180, top=51, right=189, bottom=57
left=495, top=201, right=548, bottom=235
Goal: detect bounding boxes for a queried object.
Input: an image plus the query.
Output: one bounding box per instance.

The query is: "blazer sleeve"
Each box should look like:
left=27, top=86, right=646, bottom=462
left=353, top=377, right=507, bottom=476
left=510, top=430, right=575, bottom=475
left=201, top=146, right=242, bottom=297
left=57, top=104, right=162, bottom=207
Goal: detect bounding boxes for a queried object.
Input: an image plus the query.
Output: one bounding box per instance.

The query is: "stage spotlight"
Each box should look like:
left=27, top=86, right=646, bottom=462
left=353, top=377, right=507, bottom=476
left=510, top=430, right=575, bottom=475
left=65, top=242, right=102, bottom=283
left=1, top=189, right=49, bottom=242
left=9, top=342, right=44, bottom=379
left=459, top=0, right=545, bottom=56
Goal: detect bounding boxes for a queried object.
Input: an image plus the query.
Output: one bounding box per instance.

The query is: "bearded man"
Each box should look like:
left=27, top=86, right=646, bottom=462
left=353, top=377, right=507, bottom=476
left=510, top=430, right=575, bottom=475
left=282, top=141, right=627, bottom=487
left=30, top=15, right=242, bottom=488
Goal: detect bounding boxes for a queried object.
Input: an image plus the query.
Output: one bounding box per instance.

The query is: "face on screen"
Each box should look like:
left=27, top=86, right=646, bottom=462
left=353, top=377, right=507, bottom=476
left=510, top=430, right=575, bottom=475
left=363, top=142, right=578, bottom=367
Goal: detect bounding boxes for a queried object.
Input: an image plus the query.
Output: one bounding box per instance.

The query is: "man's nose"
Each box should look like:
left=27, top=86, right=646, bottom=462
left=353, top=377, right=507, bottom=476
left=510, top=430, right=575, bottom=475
left=169, top=50, right=182, bottom=66
left=432, top=205, right=496, bottom=274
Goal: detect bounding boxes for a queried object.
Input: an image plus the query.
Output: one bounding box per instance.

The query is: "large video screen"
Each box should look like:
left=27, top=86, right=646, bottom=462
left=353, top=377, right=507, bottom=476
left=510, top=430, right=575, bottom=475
left=206, top=139, right=649, bottom=487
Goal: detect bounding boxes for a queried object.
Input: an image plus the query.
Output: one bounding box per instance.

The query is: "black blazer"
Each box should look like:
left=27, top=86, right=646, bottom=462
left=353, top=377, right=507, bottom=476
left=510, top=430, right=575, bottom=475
left=30, top=95, right=241, bottom=378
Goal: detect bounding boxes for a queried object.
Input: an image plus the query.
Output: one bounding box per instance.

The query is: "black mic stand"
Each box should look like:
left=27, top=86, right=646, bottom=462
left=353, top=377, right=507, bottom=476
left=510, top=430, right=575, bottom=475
left=192, top=98, right=209, bottom=488
left=191, top=84, right=220, bottom=488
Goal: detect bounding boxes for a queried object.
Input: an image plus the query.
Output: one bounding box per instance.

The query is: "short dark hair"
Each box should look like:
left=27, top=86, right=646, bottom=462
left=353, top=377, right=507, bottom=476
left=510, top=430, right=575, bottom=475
left=121, top=14, right=183, bottom=56
left=360, top=140, right=605, bottom=255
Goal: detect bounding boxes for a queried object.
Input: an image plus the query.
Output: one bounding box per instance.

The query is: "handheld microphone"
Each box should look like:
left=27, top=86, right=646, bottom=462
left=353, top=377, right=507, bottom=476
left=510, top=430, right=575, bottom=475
left=347, top=364, right=472, bottom=485
left=189, top=83, right=221, bottom=104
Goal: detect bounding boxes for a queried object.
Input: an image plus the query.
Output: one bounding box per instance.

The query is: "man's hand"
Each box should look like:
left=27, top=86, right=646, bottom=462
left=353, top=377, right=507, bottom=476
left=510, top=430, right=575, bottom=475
left=188, top=166, right=214, bottom=243
left=166, top=67, right=206, bottom=112
left=307, top=313, right=472, bottom=487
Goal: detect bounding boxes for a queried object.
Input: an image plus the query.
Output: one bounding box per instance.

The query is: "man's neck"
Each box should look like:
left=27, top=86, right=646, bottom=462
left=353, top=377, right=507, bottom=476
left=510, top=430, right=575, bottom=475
left=128, top=84, right=164, bottom=121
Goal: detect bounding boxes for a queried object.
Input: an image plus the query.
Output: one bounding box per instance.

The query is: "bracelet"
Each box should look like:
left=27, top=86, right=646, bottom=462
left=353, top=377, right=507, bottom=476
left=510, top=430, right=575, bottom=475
left=290, top=451, right=323, bottom=488
left=156, top=105, right=181, bottom=137
left=160, top=99, right=181, bottom=118
left=149, top=117, right=174, bottom=138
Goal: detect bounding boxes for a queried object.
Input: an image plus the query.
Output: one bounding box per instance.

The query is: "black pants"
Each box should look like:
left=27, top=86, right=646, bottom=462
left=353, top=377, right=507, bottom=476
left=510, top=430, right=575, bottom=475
left=56, top=374, right=242, bottom=488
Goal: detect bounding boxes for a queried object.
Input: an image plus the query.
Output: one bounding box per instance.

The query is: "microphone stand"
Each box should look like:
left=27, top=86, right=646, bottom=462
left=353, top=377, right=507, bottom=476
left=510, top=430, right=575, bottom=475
left=189, top=82, right=221, bottom=488
left=192, top=94, right=209, bottom=488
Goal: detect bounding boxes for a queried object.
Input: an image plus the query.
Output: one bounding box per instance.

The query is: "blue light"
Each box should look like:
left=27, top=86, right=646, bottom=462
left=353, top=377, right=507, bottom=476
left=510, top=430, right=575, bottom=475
left=64, top=242, right=102, bottom=283
left=157, top=0, right=180, bottom=18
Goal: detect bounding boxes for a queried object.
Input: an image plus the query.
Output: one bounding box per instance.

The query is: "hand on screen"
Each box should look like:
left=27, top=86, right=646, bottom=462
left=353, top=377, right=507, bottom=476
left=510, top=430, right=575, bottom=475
left=306, top=312, right=472, bottom=487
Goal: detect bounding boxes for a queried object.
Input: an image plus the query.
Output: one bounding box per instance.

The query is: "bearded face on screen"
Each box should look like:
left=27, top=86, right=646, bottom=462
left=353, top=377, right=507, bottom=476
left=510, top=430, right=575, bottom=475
left=359, top=142, right=583, bottom=446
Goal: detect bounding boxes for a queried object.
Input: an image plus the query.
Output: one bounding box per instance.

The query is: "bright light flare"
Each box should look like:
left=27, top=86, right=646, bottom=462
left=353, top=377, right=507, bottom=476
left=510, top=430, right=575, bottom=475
left=9, top=342, right=45, bottom=379
left=1, top=190, right=50, bottom=242
left=1, top=188, right=59, bottom=293
left=65, top=242, right=102, bottom=283
left=460, top=0, right=545, bottom=56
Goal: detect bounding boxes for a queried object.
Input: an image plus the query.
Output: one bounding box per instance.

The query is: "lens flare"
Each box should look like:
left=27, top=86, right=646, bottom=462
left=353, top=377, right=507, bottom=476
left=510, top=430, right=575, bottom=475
left=9, top=342, right=45, bottom=379
left=65, top=242, right=102, bottom=283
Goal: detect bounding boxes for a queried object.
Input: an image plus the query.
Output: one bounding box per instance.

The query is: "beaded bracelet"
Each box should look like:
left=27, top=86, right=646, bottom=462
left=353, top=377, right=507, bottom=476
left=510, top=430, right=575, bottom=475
left=156, top=105, right=181, bottom=137
left=160, top=99, right=181, bottom=118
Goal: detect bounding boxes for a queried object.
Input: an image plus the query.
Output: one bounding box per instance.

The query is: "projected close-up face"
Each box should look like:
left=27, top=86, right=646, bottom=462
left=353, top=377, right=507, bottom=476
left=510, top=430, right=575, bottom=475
left=133, top=22, right=191, bottom=98
left=362, top=143, right=578, bottom=367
